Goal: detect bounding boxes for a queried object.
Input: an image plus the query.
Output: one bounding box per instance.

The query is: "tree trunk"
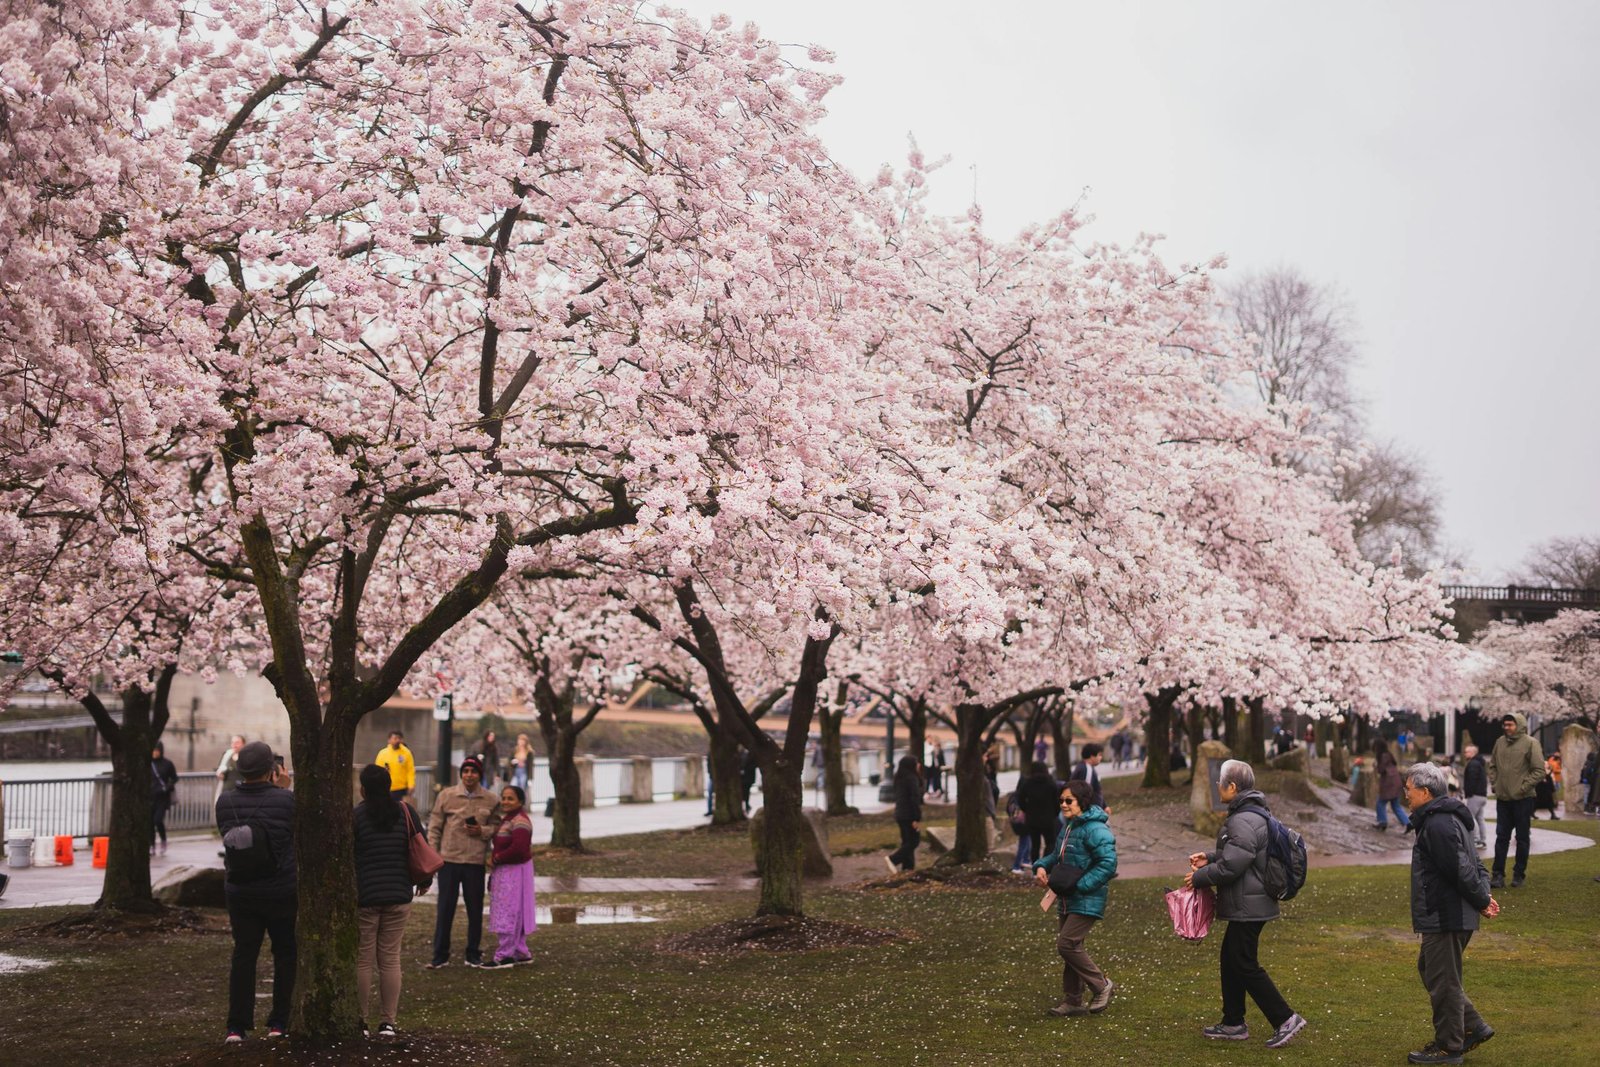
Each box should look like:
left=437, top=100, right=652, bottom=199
left=820, top=681, right=853, bottom=816
left=1186, top=703, right=1205, bottom=762
left=753, top=763, right=806, bottom=916
left=287, top=708, right=361, bottom=1040
left=1245, top=697, right=1268, bottom=765
left=547, top=729, right=582, bottom=849
left=907, top=696, right=927, bottom=774
left=951, top=704, right=993, bottom=864
left=1142, top=688, right=1178, bottom=788
left=1051, top=703, right=1075, bottom=781
left=1222, top=697, right=1240, bottom=753
left=97, top=685, right=161, bottom=913
left=708, top=725, right=746, bottom=825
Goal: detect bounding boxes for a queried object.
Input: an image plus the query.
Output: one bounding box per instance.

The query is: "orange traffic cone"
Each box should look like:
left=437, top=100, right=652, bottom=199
left=91, top=836, right=109, bottom=869
left=53, top=836, right=74, bottom=866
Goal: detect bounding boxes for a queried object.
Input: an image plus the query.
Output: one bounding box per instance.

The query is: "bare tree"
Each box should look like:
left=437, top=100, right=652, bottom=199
left=1230, top=268, right=1361, bottom=437
left=1341, top=441, right=1442, bottom=568
left=1514, top=535, right=1600, bottom=590
left=1228, top=267, right=1442, bottom=569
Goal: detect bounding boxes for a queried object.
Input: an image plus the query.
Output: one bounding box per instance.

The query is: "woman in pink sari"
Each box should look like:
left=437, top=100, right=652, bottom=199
left=481, top=784, right=536, bottom=968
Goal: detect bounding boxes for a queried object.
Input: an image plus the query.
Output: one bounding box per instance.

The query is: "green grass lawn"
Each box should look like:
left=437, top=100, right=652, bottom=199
left=3, top=813, right=1596, bottom=1065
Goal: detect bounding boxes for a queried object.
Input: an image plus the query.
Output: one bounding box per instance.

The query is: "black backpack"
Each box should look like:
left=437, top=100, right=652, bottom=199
left=222, top=805, right=278, bottom=884
left=1239, top=803, right=1308, bottom=901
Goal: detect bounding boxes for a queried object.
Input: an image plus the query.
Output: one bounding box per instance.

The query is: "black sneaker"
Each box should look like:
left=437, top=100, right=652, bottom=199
left=266, top=1025, right=287, bottom=1040
left=360, top=1020, right=370, bottom=1039
left=1407, top=1042, right=1463, bottom=1064
left=479, top=957, right=515, bottom=969
left=1511, top=874, right=1525, bottom=887
left=1461, top=1023, right=1494, bottom=1052
left=376, top=1023, right=398, bottom=1040
left=1202, top=1022, right=1249, bottom=1040
left=463, top=958, right=487, bottom=969
left=223, top=1031, right=245, bottom=1046
left=1489, top=872, right=1505, bottom=888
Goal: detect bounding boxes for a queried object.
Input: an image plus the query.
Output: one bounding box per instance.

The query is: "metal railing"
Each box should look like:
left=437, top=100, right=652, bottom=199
left=3, top=755, right=718, bottom=840
left=1443, top=584, right=1600, bottom=606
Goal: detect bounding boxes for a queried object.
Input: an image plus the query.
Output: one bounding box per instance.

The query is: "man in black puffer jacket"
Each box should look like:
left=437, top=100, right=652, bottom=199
left=215, top=742, right=297, bottom=1044
left=1403, top=761, right=1499, bottom=1066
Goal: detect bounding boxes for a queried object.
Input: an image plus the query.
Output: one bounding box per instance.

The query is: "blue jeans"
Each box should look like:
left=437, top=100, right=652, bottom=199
left=1013, top=831, right=1033, bottom=870
left=1376, top=797, right=1409, bottom=829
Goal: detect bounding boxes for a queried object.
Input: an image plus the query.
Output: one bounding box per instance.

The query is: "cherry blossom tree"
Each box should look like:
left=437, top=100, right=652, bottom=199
left=1472, top=610, right=1599, bottom=727
left=3, top=0, right=882, bottom=1035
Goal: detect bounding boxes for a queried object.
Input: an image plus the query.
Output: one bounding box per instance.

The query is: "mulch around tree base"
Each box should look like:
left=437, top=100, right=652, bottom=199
left=4, top=904, right=227, bottom=942
left=655, top=914, right=906, bottom=955
left=158, top=1034, right=503, bottom=1066
left=854, top=862, right=1020, bottom=892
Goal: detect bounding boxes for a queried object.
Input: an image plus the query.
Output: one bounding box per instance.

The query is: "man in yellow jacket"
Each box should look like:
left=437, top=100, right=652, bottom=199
left=375, top=730, right=416, bottom=798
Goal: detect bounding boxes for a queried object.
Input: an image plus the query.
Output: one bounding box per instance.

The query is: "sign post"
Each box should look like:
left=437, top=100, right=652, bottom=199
left=434, top=693, right=454, bottom=790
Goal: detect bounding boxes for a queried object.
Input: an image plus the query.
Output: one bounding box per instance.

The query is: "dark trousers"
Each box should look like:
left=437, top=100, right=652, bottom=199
left=1418, top=931, right=1485, bottom=1051
left=1220, top=920, right=1292, bottom=1028
left=226, top=893, right=297, bottom=1034
left=889, top=819, right=919, bottom=871
left=1026, top=825, right=1056, bottom=868
left=431, top=861, right=486, bottom=964
left=1492, top=796, right=1534, bottom=877
left=150, top=795, right=171, bottom=845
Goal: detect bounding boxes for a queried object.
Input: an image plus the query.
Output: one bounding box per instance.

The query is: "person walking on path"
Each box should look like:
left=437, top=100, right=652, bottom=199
left=1460, top=745, right=1488, bottom=849
left=215, top=742, right=296, bottom=1045
left=1185, top=760, right=1307, bottom=1049
left=1017, top=760, right=1063, bottom=866
left=1108, top=730, right=1126, bottom=770
left=376, top=730, right=416, bottom=799
left=482, top=784, right=537, bottom=968
left=1070, top=743, right=1109, bottom=814
left=353, top=764, right=429, bottom=1038
left=150, top=741, right=179, bottom=856
left=1402, top=761, right=1499, bottom=1065
left=1488, top=711, right=1544, bottom=888
left=425, top=756, right=501, bottom=969
left=1031, top=779, right=1118, bottom=1018
left=214, top=734, right=244, bottom=800
left=1374, top=740, right=1410, bottom=832
left=886, top=756, right=923, bottom=873
left=1033, top=737, right=1049, bottom=765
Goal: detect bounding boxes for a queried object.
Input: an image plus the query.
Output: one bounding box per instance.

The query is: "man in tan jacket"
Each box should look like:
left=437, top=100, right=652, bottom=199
left=425, top=757, right=502, bottom=968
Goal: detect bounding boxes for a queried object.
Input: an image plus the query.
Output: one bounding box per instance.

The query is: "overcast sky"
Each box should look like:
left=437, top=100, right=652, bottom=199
left=690, top=0, right=1599, bottom=580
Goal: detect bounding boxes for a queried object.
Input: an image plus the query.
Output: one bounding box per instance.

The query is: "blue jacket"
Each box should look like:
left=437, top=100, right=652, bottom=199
left=1032, top=806, right=1118, bottom=918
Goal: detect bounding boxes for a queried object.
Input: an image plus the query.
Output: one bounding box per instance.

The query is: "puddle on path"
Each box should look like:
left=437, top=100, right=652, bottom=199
left=0, top=952, right=56, bottom=975
left=541, top=904, right=655, bottom=925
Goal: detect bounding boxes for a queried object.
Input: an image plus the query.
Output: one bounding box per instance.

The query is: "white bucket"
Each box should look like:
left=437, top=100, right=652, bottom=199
left=5, top=835, right=33, bottom=869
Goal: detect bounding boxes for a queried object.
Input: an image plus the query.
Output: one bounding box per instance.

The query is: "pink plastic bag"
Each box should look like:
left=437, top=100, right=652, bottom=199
left=1165, top=885, right=1215, bottom=941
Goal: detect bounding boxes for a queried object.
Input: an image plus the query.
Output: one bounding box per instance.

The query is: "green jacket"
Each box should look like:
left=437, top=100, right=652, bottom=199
left=1032, top=806, right=1118, bottom=918
left=1490, top=711, right=1545, bottom=801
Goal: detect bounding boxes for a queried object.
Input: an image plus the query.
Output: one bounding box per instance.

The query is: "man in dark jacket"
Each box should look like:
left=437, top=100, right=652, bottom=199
left=1186, top=760, right=1307, bottom=1050
left=886, top=756, right=923, bottom=873
left=1403, top=762, right=1498, bottom=1065
left=1488, top=711, right=1543, bottom=888
left=215, top=741, right=296, bottom=1044
left=1017, top=761, right=1063, bottom=867
left=1460, top=745, right=1488, bottom=849
left=1069, top=743, right=1110, bottom=814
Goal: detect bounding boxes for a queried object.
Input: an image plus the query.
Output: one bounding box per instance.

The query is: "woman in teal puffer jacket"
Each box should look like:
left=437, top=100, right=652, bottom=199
left=1031, top=779, right=1118, bottom=1017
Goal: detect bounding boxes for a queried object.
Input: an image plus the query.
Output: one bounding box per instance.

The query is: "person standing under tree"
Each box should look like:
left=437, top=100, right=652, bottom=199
left=1460, top=745, right=1488, bottom=850
left=376, top=730, right=416, bottom=800
left=1488, top=712, right=1543, bottom=888
left=216, top=742, right=296, bottom=1045
left=886, top=756, right=923, bottom=874
left=425, top=756, right=501, bottom=969
left=214, top=734, right=244, bottom=800
left=1401, top=761, right=1499, bottom=1065
left=150, top=741, right=178, bottom=856
left=1185, top=760, right=1307, bottom=1049
left=352, top=763, right=429, bottom=1039
left=1070, top=743, right=1109, bottom=815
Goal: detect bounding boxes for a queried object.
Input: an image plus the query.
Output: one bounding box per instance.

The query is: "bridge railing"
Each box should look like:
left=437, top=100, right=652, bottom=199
left=1443, top=584, right=1600, bottom=605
